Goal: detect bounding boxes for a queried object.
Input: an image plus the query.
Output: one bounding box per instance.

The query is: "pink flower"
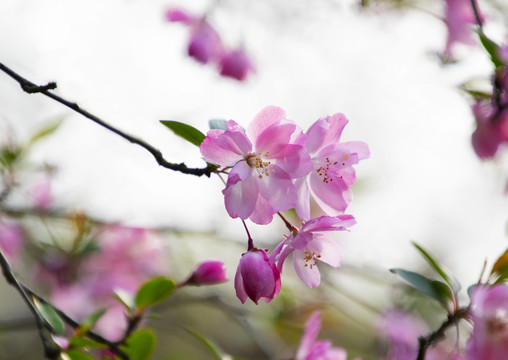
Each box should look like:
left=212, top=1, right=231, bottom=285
left=471, top=102, right=508, bottom=159
left=0, top=221, right=24, bottom=264
left=165, top=7, right=197, bottom=24
left=234, top=248, right=281, bottom=304
left=29, top=174, right=53, bottom=210
left=277, top=215, right=356, bottom=288
left=219, top=48, right=255, bottom=81
left=295, top=311, right=348, bottom=360
left=295, top=114, right=369, bottom=220
left=466, top=284, right=508, bottom=360
left=183, top=260, right=227, bottom=286
left=200, top=106, right=312, bottom=224
left=443, top=0, right=482, bottom=57
left=187, top=21, right=224, bottom=64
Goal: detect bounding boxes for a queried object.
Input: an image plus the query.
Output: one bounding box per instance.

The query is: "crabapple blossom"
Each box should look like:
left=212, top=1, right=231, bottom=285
left=200, top=106, right=312, bottom=224
left=277, top=215, right=356, bottom=288
left=471, top=102, right=508, bottom=159
left=183, top=260, right=227, bottom=286
left=294, top=114, right=369, bottom=220
left=295, top=311, right=348, bottom=360
left=443, top=0, right=482, bottom=57
left=219, top=48, right=254, bottom=81
left=187, top=21, right=224, bottom=65
left=234, top=248, right=281, bottom=304
left=0, top=221, right=24, bottom=264
left=466, top=284, right=508, bottom=360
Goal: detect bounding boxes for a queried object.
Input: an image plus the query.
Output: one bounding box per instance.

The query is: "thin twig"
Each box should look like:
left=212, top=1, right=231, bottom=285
left=0, top=62, right=216, bottom=177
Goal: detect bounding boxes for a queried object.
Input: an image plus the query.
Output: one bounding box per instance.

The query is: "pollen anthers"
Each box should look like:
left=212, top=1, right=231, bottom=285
left=303, top=250, right=321, bottom=269
left=315, top=156, right=339, bottom=184
left=246, top=152, right=276, bottom=179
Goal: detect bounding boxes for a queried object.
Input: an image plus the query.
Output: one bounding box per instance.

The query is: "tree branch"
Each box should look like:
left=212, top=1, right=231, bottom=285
left=0, top=62, right=216, bottom=177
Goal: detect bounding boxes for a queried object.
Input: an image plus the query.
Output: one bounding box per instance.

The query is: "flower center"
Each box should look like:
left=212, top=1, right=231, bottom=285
left=246, top=152, right=275, bottom=179
left=303, top=250, right=321, bottom=269
left=315, top=153, right=348, bottom=183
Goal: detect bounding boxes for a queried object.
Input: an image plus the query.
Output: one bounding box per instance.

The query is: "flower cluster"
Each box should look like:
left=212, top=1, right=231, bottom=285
left=201, top=106, right=368, bottom=303
left=165, top=7, right=254, bottom=81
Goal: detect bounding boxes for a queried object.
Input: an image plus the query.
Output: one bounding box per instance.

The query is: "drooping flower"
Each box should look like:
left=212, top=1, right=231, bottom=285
left=219, top=48, right=255, bottom=81
left=187, top=21, right=224, bottom=64
left=443, top=0, right=483, bottom=57
left=471, top=102, right=508, bottom=159
left=183, top=260, right=227, bottom=286
left=295, top=114, right=369, bottom=221
left=466, top=284, right=508, bottom=360
left=295, top=311, right=348, bottom=360
left=277, top=215, right=356, bottom=288
left=201, top=106, right=313, bottom=224
left=234, top=248, right=281, bottom=304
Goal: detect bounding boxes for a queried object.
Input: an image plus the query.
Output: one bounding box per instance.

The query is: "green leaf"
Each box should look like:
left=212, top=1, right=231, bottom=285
left=111, top=288, right=136, bottom=312
left=412, top=242, right=461, bottom=293
left=0, top=147, right=21, bottom=168
left=28, top=119, right=63, bottom=147
left=478, top=31, right=505, bottom=69
left=123, top=329, right=156, bottom=360
left=64, top=350, right=95, bottom=360
left=160, top=120, right=205, bottom=146
left=390, top=268, right=453, bottom=308
left=490, top=247, right=508, bottom=283
left=77, top=309, right=106, bottom=334
left=185, top=328, right=224, bottom=360
left=34, top=299, right=65, bottom=335
left=208, top=119, right=228, bottom=131
left=135, top=277, right=175, bottom=309
left=69, top=336, right=108, bottom=350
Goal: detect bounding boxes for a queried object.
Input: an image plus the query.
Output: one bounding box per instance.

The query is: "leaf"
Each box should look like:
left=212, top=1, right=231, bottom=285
left=28, top=118, right=63, bottom=147
left=76, top=309, right=106, bottom=335
left=111, top=288, right=136, bottom=312
left=185, top=328, right=224, bottom=360
left=208, top=119, right=228, bottom=131
left=69, top=337, right=108, bottom=350
left=160, top=120, right=205, bottom=146
left=34, top=299, right=65, bottom=335
left=123, top=329, right=156, bottom=360
left=64, top=350, right=95, bottom=360
left=135, top=277, right=175, bottom=309
left=412, top=242, right=461, bottom=293
left=478, top=31, right=505, bottom=69
left=490, top=247, right=508, bottom=283
left=390, top=268, right=453, bottom=308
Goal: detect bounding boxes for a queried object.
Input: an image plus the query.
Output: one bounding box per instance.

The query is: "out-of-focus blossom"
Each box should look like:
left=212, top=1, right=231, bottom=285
left=466, top=284, right=508, bottom=360
left=234, top=248, right=281, bottom=304
left=188, top=22, right=224, bottom=64
left=471, top=102, right=508, bottom=159
left=183, top=260, right=227, bottom=286
left=29, top=174, right=53, bottom=210
left=295, top=114, right=369, bottom=220
left=443, top=0, right=483, bottom=57
left=0, top=221, right=24, bottom=264
left=219, top=48, right=255, bottom=81
left=200, top=106, right=312, bottom=224
left=165, top=7, right=197, bottom=24
left=277, top=215, right=355, bottom=288
left=295, top=311, right=348, bottom=360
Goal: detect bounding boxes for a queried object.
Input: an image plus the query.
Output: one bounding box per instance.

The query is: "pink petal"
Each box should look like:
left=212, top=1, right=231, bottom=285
left=255, top=122, right=297, bottom=154
left=293, top=250, right=321, bottom=288
left=322, top=113, right=349, bottom=147
left=248, top=193, right=276, bottom=225
left=308, top=235, right=343, bottom=268
left=234, top=264, right=248, bottom=304
left=294, top=177, right=311, bottom=221
left=247, top=106, right=287, bottom=142
left=273, top=144, right=313, bottom=179
left=224, top=162, right=258, bottom=220
left=309, top=171, right=351, bottom=216
left=215, top=126, right=252, bottom=157
left=257, top=166, right=297, bottom=213
left=296, top=311, right=322, bottom=358
left=306, top=118, right=329, bottom=155
left=342, top=140, right=370, bottom=160
left=200, top=129, right=242, bottom=166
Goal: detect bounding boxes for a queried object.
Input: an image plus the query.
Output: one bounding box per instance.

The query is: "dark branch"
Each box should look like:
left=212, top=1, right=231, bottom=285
left=0, top=62, right=216, bottom=177
left=416, top=307, right=469, bottom=360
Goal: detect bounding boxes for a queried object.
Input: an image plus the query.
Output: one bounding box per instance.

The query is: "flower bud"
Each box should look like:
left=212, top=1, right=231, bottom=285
left=234, top=248, right=281, bottom=304
left=219, top=49, right=254, bottom=81
left=185, top=260, right=227, bottom=286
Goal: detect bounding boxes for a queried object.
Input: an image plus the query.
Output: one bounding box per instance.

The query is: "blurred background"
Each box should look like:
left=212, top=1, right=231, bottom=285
left=1, top=0, right=508, bottom=359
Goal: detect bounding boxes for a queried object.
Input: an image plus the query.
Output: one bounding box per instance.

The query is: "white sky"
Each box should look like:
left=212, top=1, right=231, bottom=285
left=0, top=0, right=507, bottom=293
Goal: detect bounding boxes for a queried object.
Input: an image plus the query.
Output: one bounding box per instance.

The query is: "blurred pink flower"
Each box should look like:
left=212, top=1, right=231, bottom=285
left=200, top=106, right=312, bottom=224
left=234, top=248, right=281, bottom=304
left=277, top=215, right=355, bottom=288
left=187, top=21, right=224, bottom=64
left=295, top=114, right=369, bottom=220
left=443, top=0, right=482, bottom=57
left=0, top=221, right=24, bottom=264
left=466, top=284, right=508, bottom=360
left=295, top=311, right=348, bottom=360
left=183, top=260, right=227, bottom=286
left=471, top=102, right=508, bottom=159
left=219, top=48, right=255, bottom=81
left=165, top=7, right=197, bottom=24
left=29, top=174, right=53, bottom=210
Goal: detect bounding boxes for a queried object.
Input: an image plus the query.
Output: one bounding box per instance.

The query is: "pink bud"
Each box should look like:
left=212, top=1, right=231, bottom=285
left=185, top=260, right=227, bottom=286
left=188, top=23, right=224, bottom=64
left=219, top=49, right=254, bottom=81
left=165, top=8, right=196, bottom=24
left=234, top=248, right=281, bottom=304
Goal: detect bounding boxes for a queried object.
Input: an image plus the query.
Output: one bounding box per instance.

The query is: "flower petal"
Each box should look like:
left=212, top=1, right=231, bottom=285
left=247, top=106, right=287, bottom=141
left=224, top=162, right=258, bottom=219
left=308, top=235, right=343, bottom=268
left=309, top=171, right=351, bottom=216
left=200, top=129, right=241, bottom=166
left=294, top=177, right=311, bottom=221
left=293, top=250, right=321, bottom=288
